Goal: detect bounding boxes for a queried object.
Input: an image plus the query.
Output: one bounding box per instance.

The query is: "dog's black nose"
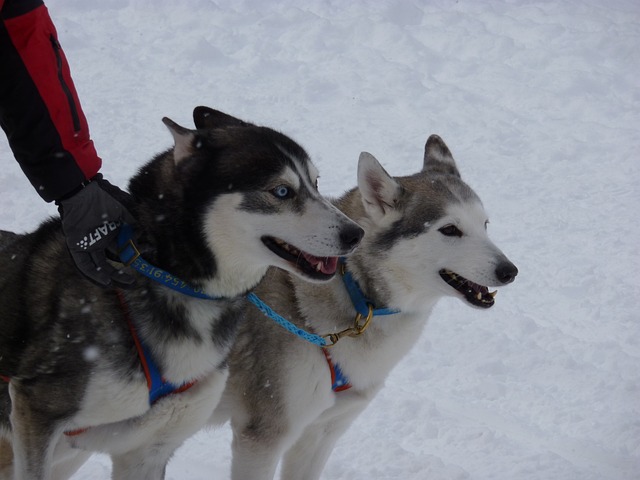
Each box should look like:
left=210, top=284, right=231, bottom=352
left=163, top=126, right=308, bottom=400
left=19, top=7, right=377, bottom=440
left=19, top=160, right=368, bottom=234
left=340, top=224, right=365, bottom=250
left=496, top=261, right=518, bottom=284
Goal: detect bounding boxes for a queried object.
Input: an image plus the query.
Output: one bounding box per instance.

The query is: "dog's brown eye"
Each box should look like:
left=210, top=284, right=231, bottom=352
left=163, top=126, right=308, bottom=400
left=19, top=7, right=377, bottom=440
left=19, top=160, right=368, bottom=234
left=439, top=225, right=463, bottom=237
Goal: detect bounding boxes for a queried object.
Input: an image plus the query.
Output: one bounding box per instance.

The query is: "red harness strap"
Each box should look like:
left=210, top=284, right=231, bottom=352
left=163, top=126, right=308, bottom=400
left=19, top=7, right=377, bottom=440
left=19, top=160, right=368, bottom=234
left=63, top=291, right=197, bottom=437
left=118, top=289, right=155, bottom=393
left=115, top=290, right=197, bottom=402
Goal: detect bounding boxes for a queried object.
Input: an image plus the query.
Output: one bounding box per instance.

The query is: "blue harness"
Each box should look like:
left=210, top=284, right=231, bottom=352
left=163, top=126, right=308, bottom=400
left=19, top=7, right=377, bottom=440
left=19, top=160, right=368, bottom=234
left=115, top=289, right=195, bottom=405
left=325, top=261, right=399, bottom=391
left=116, top=226, right=401, bottom=394
left=117, top=226, right=203, bottom=404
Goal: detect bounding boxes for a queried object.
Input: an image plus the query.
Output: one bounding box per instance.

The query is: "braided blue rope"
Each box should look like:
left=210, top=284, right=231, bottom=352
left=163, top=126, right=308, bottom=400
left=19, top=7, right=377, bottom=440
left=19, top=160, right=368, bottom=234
left=116, top=227, right=398, bottom=348
left=246, top=293, right=327, bottom=346
left=116, top=225, right=327, bottom=346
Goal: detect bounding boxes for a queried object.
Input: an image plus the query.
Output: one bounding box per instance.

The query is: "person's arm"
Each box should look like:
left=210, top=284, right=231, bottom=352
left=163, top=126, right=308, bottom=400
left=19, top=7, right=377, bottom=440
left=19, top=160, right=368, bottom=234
left=0, top=0, right=100, bottom=201
left=0, top=0, right=134, bottom=287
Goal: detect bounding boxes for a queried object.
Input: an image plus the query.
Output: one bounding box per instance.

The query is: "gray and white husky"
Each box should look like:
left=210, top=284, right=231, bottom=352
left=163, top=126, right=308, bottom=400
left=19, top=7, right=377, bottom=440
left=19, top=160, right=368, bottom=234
left=0, top=106, right=363, bottom=480
left=210, top=134, right=518, bottom=480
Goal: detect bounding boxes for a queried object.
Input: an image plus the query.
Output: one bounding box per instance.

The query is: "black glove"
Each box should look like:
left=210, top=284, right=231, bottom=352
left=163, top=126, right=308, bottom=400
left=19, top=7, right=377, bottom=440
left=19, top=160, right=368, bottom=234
left=57, top=176, right=136, bottom=287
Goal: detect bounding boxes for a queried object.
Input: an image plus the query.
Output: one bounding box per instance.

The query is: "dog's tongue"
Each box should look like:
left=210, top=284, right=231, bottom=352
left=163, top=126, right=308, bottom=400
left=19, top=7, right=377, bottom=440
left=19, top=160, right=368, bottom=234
left=302, top=253, right=338, bottom=274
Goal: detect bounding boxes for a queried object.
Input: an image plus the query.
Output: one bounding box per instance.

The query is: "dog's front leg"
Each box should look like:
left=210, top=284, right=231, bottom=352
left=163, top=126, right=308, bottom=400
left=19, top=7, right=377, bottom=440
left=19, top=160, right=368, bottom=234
left=8, top=382, right=60, bottom=480
left=231, top=432, right=282, bottom=480
left=110, top=372, right=227, bottom=480
left=0, top=437, right=13, bottom=479
left=280, top=390, right=371, bottom=480
left=111, top=446, right=172, bottom=480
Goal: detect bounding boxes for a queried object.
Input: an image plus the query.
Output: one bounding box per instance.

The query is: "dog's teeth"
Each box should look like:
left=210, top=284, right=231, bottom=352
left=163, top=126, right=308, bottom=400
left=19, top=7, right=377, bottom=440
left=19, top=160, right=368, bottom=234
left=489, top=290, right=498, bottom=298
left=476, top=292, right=482, bottom=300
left=316, top=262, right=322, bottom=272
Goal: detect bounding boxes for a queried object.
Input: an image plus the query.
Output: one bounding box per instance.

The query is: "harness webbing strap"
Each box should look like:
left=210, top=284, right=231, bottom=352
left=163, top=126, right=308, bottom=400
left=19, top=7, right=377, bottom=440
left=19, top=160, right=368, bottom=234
left=63, top=292, right=197, bottom=438
left=322, top=348, right=352, bottom=392
left=115, top=289, right=196, bottom=405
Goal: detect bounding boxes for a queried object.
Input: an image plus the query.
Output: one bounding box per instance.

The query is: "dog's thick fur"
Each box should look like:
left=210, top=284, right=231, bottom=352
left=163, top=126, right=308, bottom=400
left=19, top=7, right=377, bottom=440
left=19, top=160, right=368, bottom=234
left=0, top=107, right=363, bottom=480
left=210, top=135, right=518, bottom=480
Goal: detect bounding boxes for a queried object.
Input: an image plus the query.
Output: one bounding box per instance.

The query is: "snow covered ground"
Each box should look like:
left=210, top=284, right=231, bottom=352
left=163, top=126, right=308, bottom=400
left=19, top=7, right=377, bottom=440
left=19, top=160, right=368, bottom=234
left=1, top=1, right=638, bottom=479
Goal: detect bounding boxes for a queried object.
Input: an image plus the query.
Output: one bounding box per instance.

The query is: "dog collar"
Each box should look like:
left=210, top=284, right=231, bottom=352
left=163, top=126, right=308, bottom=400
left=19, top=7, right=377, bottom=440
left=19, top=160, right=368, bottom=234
left=117, top=224, right=221, bottom=300
left=339, top=259, right=400, bottom=316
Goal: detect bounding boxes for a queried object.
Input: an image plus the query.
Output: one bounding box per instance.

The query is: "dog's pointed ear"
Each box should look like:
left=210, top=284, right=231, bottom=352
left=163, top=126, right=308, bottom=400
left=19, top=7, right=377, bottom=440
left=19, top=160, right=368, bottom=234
left=162, top=117, right=197, bottom=164
left=358, top=152, right=403, bottom=219
left=193, top=106, right=251, bottom=129
left=423, top=134, right=460, bottom=177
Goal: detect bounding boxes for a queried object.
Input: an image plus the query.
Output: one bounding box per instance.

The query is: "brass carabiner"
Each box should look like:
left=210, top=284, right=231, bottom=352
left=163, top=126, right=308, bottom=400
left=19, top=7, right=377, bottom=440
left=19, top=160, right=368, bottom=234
left=352, top=304, right=374, bottom=336
left=322, top=304, right=375, bottom=347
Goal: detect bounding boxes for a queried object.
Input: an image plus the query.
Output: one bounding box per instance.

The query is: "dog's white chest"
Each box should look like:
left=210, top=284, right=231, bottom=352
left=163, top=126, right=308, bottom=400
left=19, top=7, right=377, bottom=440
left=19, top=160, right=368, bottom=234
left=71, top=372, right=150, bottom=429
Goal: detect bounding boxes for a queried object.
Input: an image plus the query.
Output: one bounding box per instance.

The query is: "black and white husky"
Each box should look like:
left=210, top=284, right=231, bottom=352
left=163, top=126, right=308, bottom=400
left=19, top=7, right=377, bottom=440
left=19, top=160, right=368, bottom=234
left=0, top=107, right=363, bottom=479
left=210, top=135, right=518, bottom=480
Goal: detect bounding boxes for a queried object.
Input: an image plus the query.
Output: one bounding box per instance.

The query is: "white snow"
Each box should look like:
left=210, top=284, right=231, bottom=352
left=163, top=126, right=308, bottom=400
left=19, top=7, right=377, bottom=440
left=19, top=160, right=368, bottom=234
left=1, top=1, right=638, bottom=479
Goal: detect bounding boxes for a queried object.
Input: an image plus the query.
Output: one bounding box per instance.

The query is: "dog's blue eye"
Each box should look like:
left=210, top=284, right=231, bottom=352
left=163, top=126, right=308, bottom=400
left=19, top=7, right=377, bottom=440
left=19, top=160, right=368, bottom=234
left=272, top=185, right=292, bottom=199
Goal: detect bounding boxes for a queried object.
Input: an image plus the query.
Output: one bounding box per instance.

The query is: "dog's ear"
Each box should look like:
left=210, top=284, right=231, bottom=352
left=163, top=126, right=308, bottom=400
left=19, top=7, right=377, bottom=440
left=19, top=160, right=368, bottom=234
left=162, top=117, right=197, bottom=165
left=358, top=152, right=403, bottom=219
left=193, top=106, right=251, bottom=129
left=423, top=134, right=461, bottom=177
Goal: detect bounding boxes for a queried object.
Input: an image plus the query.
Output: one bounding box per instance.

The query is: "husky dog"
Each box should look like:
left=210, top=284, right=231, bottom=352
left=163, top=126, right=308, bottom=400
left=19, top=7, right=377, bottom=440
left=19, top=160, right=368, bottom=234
left=210, top=135, right=518, bottom=480
left=0, top=107, right=364, bottom=480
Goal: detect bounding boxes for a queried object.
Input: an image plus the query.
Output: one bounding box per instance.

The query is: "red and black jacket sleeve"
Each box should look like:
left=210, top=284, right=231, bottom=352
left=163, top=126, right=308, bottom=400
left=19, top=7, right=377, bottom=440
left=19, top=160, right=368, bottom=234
left=0, top=0, right=101, bottom=202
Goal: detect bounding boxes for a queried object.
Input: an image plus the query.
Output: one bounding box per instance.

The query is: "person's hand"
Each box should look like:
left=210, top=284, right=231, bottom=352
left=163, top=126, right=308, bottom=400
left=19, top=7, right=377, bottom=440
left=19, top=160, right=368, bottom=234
left=57, top=176, right=136, bottom=287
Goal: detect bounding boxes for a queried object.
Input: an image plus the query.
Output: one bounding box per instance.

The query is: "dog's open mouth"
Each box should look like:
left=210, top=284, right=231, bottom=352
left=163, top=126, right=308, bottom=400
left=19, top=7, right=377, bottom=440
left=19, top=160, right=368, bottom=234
left=439, top=269, right=497, bottom=308
left=262, top=236, right=339, bottom=280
